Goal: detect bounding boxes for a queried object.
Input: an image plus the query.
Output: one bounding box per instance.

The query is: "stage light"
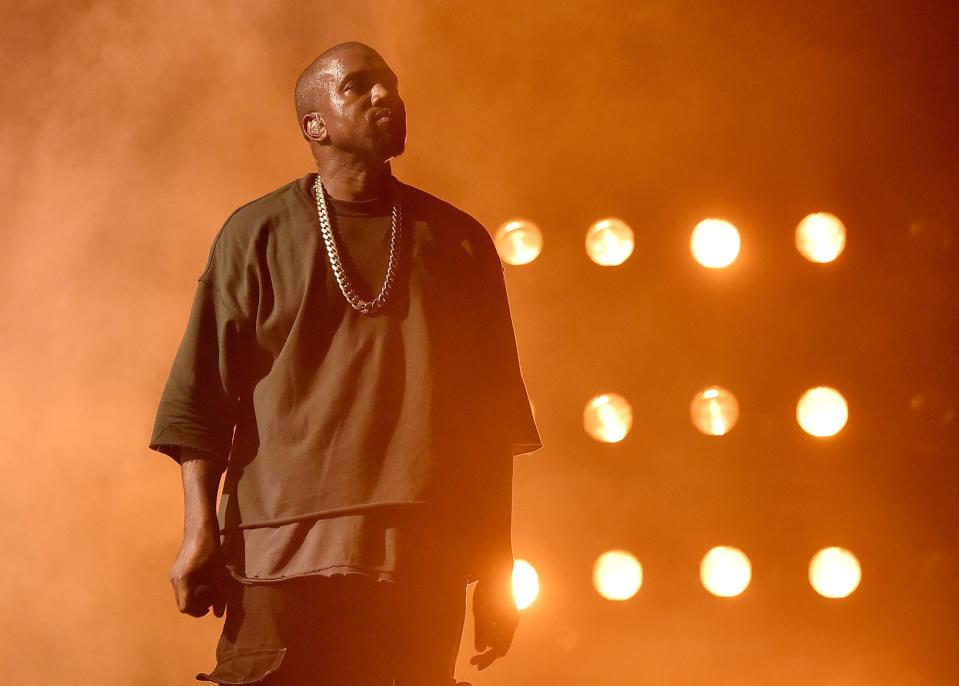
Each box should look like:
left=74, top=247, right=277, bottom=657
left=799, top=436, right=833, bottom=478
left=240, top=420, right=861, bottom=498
left=700, top=546, right=752, bottom=597
left=583, top=393, right=633, bottom=443
left=494, top=219, right=543, bottom=265
left=796, top=212, right=846, bottom=263
left=585, top=217, right=634, bottom=266
left=593, top=550, right=643, bottom=600
left=691, top=218, right=741, bottom=268
left=809, top=547, right=861, bottom=598
left=690, top=385, right=739, bottom=435
left=512, top=559, right=540, bottom=610
left=797, top=386, right=848, bottom=437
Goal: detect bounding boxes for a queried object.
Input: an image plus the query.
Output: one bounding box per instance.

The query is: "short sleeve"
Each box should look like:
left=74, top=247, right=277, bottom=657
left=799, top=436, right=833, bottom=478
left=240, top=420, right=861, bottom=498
left=148, top=277, right=248, bottom=466
left=473, top=232, right=543, bottom=457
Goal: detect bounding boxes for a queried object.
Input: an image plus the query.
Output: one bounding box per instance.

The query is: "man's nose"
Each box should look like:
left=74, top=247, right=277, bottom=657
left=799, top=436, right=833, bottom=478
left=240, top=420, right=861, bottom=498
left=370, top=83, right=395, bottom=106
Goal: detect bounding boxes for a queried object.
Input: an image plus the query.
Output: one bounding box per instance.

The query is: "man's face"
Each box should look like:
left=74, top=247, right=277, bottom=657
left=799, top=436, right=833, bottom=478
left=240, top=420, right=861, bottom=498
left=315, top=47, right=407, bottom=161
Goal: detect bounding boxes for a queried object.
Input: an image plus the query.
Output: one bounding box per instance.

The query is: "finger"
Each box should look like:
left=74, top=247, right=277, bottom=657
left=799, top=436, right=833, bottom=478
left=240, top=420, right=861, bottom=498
left=469, top=647, right=503, bottom=670
left=191, top=583, right=215, bottom=617
left=171, top=576, right=190, bottom=614
left=213, top=592, right=226, bottom=618
left=169, top=576, right=182, bottom=611
left=189, top=605, right=211, bottom=618
left=213, top=566, right=228, bottom=618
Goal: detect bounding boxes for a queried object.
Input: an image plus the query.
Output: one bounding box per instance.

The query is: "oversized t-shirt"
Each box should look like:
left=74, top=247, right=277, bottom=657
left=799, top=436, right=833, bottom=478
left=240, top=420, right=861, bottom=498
left=148, top=172, right=542, bottom=583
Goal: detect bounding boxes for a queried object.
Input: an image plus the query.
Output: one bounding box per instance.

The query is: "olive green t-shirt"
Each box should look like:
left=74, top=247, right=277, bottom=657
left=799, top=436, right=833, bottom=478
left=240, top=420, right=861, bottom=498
left=148, top=172, right=542, bottom=582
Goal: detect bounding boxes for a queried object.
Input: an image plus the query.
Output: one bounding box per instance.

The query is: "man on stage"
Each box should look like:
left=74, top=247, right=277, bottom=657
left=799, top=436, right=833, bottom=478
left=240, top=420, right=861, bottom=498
left=148, top=41, right=542, bottom=685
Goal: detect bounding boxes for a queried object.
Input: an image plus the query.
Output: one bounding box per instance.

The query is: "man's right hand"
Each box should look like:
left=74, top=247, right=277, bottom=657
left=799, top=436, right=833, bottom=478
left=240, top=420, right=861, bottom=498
left=168, top=532, right=228, bottom=618
left=172, top=448, right=228, bottom=618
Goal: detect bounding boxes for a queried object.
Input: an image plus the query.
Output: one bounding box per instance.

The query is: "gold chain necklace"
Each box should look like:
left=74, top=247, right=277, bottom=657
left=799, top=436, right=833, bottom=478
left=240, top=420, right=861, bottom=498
left=313, top=174, right=403, bottom=315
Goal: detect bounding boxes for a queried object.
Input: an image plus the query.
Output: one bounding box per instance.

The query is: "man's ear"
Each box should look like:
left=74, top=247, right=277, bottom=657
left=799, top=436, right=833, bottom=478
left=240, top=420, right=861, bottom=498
left=302, top=113, right=327, bottom=143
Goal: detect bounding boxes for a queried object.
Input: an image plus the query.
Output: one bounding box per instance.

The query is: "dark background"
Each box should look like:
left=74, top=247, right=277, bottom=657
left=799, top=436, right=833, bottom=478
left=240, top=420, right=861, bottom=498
left=2, top=1, right=956, bottom=683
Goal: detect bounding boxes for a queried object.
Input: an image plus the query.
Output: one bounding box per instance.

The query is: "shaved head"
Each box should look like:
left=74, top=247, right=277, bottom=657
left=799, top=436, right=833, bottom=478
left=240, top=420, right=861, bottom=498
left=293, top=41, right=406, bottom=163
left=294, top=41, right=383, bottom=122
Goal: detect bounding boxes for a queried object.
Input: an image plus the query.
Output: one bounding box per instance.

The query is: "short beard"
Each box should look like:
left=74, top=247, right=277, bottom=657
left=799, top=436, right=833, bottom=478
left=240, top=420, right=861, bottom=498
left=380, top=139, right=405, bottom=160
left=369, top=121, right=406, bottom=161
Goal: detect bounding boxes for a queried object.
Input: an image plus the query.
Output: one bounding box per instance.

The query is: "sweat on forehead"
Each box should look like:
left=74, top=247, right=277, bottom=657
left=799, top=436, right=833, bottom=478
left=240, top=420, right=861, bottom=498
left=294, top=41, right=385, bottom=118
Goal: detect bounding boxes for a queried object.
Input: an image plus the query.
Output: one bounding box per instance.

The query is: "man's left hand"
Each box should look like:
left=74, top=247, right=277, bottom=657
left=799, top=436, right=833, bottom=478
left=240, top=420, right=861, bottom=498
left=470, top=575, right=519, bottom=670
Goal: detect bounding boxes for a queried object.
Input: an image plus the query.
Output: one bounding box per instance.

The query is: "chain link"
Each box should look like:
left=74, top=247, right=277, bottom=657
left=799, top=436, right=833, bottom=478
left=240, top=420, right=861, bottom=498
left=313, top=174, right=403, bottom=315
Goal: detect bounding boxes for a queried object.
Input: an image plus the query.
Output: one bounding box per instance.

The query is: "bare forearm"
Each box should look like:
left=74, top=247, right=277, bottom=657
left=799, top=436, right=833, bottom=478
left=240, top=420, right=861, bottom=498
left=179, top=447, right=225, bottom=541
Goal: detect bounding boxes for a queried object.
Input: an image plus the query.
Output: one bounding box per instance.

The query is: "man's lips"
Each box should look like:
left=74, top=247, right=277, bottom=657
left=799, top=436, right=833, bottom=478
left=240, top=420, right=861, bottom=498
left=372, top=109, right=400, bottom=123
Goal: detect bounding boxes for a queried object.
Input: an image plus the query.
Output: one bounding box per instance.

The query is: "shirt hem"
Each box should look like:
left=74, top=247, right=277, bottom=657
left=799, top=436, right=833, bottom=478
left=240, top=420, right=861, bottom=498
left=226, top=563, right=397, bottom=584
left=227, top=563, right=472, bottom=586
left=218, top=500, right=433, bottom=533
left=513, top=440, right=544, bottom=456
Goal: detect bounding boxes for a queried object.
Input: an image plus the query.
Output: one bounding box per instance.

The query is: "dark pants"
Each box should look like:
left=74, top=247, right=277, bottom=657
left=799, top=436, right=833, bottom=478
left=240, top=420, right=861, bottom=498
left=196, top=572, right=469, bottom=685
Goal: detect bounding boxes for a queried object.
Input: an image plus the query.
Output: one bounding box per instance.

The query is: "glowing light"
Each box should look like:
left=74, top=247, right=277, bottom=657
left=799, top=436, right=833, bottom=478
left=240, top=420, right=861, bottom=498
left=691, top=218, right=741, bottom=268
left=796, top=212, right=846, bottom=263
left=700, top=546, right=752, bottom=597
left=512, top=559, right=540, bottom=610
left=809, top=547, right=861, bottom=598
left=583, top=393, right=633, bottom=443
left=495, top=219, right=543, bottom=265
left=797, top=386, right=848, bottom=437
left=593, top=550, right=643, bottom=600
left=690, top=386, right=739, bottom=436
left=586, top=218, right=634, bottom=266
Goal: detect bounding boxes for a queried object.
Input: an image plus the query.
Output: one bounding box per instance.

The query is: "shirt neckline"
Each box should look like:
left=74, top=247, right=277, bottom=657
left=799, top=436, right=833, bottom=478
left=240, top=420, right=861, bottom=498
left=296, top=172, right=394, bottom=218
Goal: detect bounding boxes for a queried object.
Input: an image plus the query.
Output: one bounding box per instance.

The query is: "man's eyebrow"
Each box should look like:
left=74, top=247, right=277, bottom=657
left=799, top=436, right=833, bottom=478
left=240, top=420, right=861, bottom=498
left=338, top=67, right=398, bottom=87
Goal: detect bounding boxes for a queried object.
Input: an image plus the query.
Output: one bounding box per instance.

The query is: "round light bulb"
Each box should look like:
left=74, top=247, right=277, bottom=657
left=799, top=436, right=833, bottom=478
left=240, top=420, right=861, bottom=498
left=691, top=218, right=741, bottom=268
left=700, top=546, right=752, bottom=597
left=495, top=219, right=543, bottom=265
left=796, top=212, right=846, bottom=263
left=690, top=386, right=740, bottom=436
left=583, top=393, right=633, bottom=443
left=586, top=218, right=635, bottom=266
left=809, top=547, right=861, bottom=598
left=512, top=559, right=540, bottom=610
left=593, top=550, right=643, bottom=601
left=797, top=386, right=849, bottom=437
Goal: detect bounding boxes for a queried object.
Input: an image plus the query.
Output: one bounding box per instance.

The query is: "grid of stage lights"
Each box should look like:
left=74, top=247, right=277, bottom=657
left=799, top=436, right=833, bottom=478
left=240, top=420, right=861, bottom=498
left=579, top=386, right=848, bottom=442
left=506, top=547, right=862, bottom=610
left=495, top=210, right=857, bottom=612
left=494, top=211, right=847, bottom=266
